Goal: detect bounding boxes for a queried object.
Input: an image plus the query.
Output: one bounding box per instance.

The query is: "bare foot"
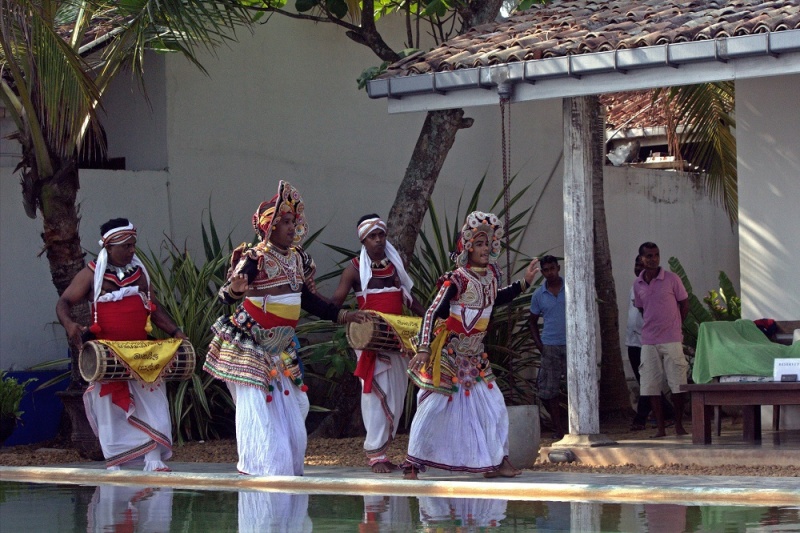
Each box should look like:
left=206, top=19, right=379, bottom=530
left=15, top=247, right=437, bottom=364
left=484, top=458, right=521, bottom=478
left=675, top=426, right=688, bottom=436
left=403, top=467, right=418, bottom=480
left=371, top=461, right=398, bottom=474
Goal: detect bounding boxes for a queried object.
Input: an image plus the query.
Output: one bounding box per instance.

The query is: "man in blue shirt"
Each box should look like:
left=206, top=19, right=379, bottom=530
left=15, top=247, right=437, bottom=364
left=528, top=255, right=567, bottom=440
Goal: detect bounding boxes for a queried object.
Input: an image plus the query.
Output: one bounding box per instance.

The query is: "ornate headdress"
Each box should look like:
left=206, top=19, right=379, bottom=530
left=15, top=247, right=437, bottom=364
left=452, top=211, right=504, bottom=268
left=356, top=216, right=413, bottom=302
left=252, top=180, right=308, bottom=246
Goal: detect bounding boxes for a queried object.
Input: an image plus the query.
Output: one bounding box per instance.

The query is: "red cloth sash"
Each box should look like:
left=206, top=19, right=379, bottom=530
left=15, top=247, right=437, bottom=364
left=445, top=315, right=472, bottom=335
left=95, top=296, right=148, bottom=412
left=354, top=290, right=404, bottom=392
left=243, top=298, right=299, bottom=329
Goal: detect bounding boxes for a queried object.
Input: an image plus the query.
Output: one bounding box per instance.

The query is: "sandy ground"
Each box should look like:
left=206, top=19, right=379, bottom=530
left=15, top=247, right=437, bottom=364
left=2, top=418, right=798, bottom=477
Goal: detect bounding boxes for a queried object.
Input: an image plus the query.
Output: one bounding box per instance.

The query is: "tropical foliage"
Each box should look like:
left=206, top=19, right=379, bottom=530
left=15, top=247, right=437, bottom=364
left=654, top=82, right=737, bottom=222
left=0, top=0, right=258, bottom=388
left=668, top=256, right=741, bottom=351
left=0, top=371, right=36, bottom=421
left=139, top=212, right=236, bottom=443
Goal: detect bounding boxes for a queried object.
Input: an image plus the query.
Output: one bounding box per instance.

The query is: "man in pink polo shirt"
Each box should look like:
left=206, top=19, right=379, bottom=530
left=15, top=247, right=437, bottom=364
left=633, top=242, right=689, bottom=438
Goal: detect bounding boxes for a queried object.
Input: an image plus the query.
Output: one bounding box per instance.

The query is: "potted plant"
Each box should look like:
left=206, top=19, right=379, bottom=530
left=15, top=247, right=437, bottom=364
left=0, top=371, right=37, bottom=445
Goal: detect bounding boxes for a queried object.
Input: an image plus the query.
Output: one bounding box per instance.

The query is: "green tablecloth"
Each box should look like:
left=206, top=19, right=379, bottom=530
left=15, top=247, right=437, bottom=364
left=692, top=319, right=800, bottom=384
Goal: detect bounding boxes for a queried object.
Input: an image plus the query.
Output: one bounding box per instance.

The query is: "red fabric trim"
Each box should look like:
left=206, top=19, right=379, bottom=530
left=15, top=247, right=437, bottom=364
left=95, top=296, right=147, bottom=411
left=99, top=382, right=132, bottom=413
left=354, top=290, right=404, bottom=392
left=88, top=261, right=143, bottom=287
left=94, top=297, right=149, bottom=341
left=445, top=316, right=470, bottom=334
left=352, top=257, right=396, bottom=279
left=243, top=298, right=299, bottom=328
left=356, top=290, right=403, bottom=315
left=354, top=351, right=377, bottom=393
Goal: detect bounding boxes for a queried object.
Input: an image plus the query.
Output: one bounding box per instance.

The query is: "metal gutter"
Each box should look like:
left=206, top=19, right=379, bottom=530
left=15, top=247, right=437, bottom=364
left=367, top=29, right=800, bottom=108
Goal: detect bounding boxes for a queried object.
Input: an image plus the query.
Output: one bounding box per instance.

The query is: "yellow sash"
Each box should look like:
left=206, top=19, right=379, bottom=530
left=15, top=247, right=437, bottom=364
left=374, top=312, right=422, bottom=352
left=98, top=338, right=182, bottom=383
left=427, top=325, right=449, bottom=387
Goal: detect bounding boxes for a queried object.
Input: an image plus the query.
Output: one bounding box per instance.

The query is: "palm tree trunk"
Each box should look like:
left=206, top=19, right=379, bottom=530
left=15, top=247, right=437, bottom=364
left=34, top=157, right=101, bottom=458
left=589, top=97, right=634, bottom=419
left=386, top=109, right=471, bottom=261
left=36, top=158, right=89, bottom=385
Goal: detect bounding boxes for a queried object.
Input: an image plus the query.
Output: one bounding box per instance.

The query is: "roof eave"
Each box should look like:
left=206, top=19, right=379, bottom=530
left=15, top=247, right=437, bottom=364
left=367, top=30, right=800, bottom=114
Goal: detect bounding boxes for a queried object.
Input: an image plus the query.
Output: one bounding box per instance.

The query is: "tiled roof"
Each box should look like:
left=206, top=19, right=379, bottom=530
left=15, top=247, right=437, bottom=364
left=602, top=91, right=666, bottom=130
left=381, top=0, right=800, bottom=78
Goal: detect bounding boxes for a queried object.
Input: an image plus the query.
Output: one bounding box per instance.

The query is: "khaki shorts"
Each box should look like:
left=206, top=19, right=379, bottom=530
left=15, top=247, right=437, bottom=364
left=639, top=342, right=688, bottom=396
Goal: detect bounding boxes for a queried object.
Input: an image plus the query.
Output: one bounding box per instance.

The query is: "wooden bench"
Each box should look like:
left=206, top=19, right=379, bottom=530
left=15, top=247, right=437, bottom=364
left=680, top=382, right=800, bottom=445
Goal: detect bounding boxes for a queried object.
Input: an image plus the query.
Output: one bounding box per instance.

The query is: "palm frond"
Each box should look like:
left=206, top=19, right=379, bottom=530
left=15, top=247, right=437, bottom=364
left=654, top=83, right=737, bottom=223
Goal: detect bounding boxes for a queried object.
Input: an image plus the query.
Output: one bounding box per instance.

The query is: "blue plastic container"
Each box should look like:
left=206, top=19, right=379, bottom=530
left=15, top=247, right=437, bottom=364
left=2, top=369, right=70, bottom=446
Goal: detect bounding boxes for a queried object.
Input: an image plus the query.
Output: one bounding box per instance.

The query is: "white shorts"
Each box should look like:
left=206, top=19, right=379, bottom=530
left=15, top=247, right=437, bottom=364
left=639, top=342, right=688, bottom=396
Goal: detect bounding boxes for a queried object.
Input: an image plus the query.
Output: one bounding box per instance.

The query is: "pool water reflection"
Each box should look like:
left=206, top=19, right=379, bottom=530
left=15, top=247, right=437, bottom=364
left=0, top=481, right=797, bottom=531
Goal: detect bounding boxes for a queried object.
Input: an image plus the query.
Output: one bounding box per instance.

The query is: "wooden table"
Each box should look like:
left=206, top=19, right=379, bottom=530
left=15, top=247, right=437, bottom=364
left=680, top=382, right=800, bottom=444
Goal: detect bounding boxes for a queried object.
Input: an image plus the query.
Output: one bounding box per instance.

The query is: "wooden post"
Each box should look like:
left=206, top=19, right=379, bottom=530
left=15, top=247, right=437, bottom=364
left=562, top=96, right=600, bottom=436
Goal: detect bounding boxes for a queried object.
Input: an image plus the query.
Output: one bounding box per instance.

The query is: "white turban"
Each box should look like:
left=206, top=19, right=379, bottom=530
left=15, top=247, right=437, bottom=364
left=357, top=217, right=413, bottom=303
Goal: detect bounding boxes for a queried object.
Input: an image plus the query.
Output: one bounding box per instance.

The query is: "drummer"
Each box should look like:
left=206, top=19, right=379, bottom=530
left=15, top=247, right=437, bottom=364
left=328, top=214, right=425, bottom=473
left=56, top=218, right=187, bottom=471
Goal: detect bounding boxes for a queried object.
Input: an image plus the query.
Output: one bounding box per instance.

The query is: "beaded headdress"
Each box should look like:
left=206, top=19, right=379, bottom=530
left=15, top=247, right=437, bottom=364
left=452, top=211, right=504, bottom=268
left=252, top=180, right=308, bottom=246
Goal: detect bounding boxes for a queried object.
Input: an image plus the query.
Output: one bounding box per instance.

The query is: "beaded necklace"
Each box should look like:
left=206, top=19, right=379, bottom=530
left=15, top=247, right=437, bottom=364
left=267, top=242, right=301, bottom=291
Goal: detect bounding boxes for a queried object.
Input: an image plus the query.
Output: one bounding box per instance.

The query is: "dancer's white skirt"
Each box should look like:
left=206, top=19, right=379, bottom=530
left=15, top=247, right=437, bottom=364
left=229, top=374, right=309, bottom=476
left=406, top=381, right=508, bottom=472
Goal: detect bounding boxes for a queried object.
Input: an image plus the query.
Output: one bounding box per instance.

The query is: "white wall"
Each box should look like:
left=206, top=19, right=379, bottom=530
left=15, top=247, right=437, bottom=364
left=737, top=74, right=800, bottom=320
left=605, top=167, right=740, bottom=376
left=157, top=17, right=565, bottom=269
left=0, top=14, right=743, bottom=370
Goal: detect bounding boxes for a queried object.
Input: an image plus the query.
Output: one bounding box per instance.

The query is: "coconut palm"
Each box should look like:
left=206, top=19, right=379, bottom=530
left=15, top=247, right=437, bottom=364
left=655, top=82, right=737, bottom=222
left=0, top=0, right=255, bottom=367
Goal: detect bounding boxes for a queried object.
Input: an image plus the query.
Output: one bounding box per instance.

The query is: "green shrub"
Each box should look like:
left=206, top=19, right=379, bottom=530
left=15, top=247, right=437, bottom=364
left=0, top=371, right=36, bottom=421
left=668, top=256, right=741, bottom=351
left=140, top=211, right=237, bottom=443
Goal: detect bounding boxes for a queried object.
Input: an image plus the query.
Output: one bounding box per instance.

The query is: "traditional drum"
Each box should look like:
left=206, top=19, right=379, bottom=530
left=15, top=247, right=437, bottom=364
left=346, top=312, right=422, bottom=352
left=79, top=339, right=196, bottom=382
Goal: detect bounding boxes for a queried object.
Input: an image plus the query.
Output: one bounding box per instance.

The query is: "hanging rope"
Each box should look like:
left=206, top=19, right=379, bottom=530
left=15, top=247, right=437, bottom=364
left=500, top=95, right=512, bottom=283
left=499, top=93, right=514, bottom=401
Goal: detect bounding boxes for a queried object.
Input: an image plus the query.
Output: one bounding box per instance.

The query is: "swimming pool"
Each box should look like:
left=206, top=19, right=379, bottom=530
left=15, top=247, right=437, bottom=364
left=1, top=480, right=798, bottom=531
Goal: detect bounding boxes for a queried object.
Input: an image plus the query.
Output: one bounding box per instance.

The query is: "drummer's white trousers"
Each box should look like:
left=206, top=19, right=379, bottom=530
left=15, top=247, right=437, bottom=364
left=358, top=350, right=408, bottom=465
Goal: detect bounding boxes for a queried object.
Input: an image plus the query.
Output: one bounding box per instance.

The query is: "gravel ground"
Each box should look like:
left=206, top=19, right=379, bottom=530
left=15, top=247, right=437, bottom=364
left=2, top=418, right=798, bottom=477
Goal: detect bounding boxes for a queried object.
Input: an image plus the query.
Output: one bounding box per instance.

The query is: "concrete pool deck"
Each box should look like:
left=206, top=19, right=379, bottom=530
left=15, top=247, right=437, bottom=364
left=2, top=462, right=798, bottom=507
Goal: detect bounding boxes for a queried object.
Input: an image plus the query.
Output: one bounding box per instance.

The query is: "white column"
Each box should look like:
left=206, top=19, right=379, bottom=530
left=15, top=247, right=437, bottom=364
left=562, top=96, right=600, bottom=435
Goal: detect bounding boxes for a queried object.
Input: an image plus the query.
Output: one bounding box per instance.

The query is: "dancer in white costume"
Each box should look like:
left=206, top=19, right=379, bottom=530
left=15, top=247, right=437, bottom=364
left=418, top=497, right=507, bottom=529
left=238, top=491, right=311, bottom=533
left=404, top=211, right=539, bottom=479
left=328, top=214, right=425, bottom=472
left=362, top=496, right=412, bottom=531
left=87, top=485, right=174, bottom=532
left=204, top=181, right=366, bottom=476
left=57, top=219, right=186, bottom=471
